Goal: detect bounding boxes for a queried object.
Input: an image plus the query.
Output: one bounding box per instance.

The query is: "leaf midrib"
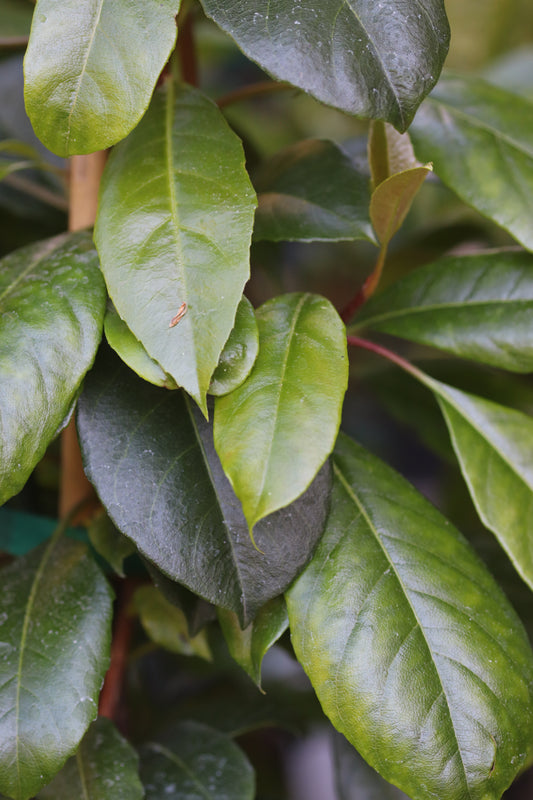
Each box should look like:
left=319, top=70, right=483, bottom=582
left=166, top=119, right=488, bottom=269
left=332, top=459, right=472, bottom=797
left=14, top=537, right=60, bottom=795
left=146, top=742, right=213, bottom=799
left=354, top=296, right=533, bottom=330
left=252, top=293, right=309, bottom=522
left=65, top=0, right=106, bottom=151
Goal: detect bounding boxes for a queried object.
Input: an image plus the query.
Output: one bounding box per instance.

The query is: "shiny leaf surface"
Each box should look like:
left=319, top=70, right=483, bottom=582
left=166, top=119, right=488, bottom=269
left=287, top=434, right=533, bottom=800
left=352, top=250, right=533, bottom=371
left=214, top=293, right=347, bottom=531
left=37, top=717, right=143, bottom=800
left=77, top=348, right=331, bottom=625
left=209, top=296, right=259, bottom=396
left=140, top=722, right=254, bottom=799
left=134, top=585, right=212, bottom=660
left=104, top=303, right=178, bottom=390
left=0, top=538, right=113, bottom=800
left=0, top=232, right=106, bottom=505
left=218, top=596, right=288, bottom=687
left=253, top=139, right=375, bottom=243
left=95, top=82, right=256, bottom=412
left=24, top=0, right=180, bottom=156
left=423, top=376, right=533, bottom=593
left=410, top=74, right=533, bottom=251
left=200, top=0, right=449, bottom=130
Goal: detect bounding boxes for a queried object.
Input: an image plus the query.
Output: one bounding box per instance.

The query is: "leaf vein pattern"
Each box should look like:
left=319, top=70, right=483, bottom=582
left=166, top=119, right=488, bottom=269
left=146, top=743, right=213, bottom=799
left=333, top=461, right=471, bottom=795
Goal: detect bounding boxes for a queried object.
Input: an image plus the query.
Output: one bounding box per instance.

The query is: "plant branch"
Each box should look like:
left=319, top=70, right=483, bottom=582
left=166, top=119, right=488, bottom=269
left=217, top=80, right=294, bottom=109
left=2, top=173, right=68, bottom=212
left=98, top=579, right=137, bottom=729
left=346, top=335, right=424, bottom=381
left=340, top=242, right=387, bottom=323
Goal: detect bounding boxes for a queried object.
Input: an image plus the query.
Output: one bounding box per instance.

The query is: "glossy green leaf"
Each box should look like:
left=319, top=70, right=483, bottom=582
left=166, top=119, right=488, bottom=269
left=286, top=434, right=533, bottom=800
left=209, top=296, right=258, bottom=396
left=77, top=347, right=331, bottom=625
left=24, top=0, right=180, bottom=156
left=200, top=0, right=449, bottom=131
left=140, top=721, right=255, bottom=799
left=0, top=232, right=106, bottom=506
left=370, top=166, right=431, bottom=247
left=333, top=732, right=411, bottom=800
left=104, top=303, right=178, bottom=390
left=214, top=293, right=347, bottom=532
left=218, top=596, right=288, bottom=688
left=95, top=82, right=256, bottom=413
left=368, top=121, right=420, bottom=190
left=0, top=538, right=113, bottom=800
left=87, top=509, right=136, bottom=577
left=253, top=139, right=375, bottom=243
left=351, top=250, right=533, bottom=372
left=134, top=585, right=212, bottom=661
left=37, top=717, right=143, bottom=800
left=410, top=74, right=533, bottom=251
left=420, top=375, right=533, bottom=593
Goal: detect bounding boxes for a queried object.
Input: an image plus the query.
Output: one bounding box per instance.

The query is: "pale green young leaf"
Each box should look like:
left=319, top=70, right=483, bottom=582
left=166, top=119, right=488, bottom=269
left=209, top=296, right=259, bottom=396
left=24, top=0, right=181, bottom=156
left=370, top=166, right=431, bottom=247
left=214, top=293, right=348, bottom=532
left=95, top=82, right=256, bottom=413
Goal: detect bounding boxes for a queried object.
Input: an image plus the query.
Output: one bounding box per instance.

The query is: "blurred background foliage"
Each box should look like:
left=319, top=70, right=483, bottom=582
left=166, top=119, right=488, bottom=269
left=1, top=1, right=533, bottom=797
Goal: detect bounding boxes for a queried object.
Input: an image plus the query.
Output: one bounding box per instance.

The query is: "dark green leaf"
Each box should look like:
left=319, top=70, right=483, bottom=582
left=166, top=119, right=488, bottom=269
left=218, top=596, right=288, bottom=688
left=421, top=375, right=533, bottom=593
left=77, top=347, right=331, bottom=625
left=37, top=717, right=143, bottom=800
left=286, top=434, right=533, bottom=800
left=209, top=296, right=258, bottom=396
left=0, top=538, right=113, bottom=800
left=370, top=166, right=431, bottom=246
left=410, top=74, right=533, bottom=251
left=95, top=82, right=256, bottom=412
left=253, top=139, right=375, bottom=243
left=214, top=293, right=347, bottom=531
left=333, top=732, right=411, bottom=800
left=87, top=510, right=136, bottom=577
left=200, top=0, right=449, bottom=131
left=104, top=303, right=178, bottom=390
left=24, top=0, right=180, bottom=156
left=351, top=250, right=533, bottom=372
left=0, top=232, right=106, bottom=505
left=140, top=721, right=255, bottom=799
left=134, top=586, right=212, bottom=660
